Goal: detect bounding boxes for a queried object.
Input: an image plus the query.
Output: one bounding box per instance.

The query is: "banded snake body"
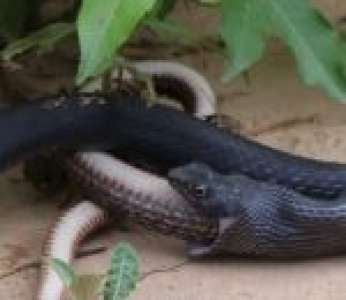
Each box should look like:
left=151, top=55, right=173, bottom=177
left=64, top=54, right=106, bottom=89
left=38, top=61, right=218, bottom=300
left=0, top=61, right=345, bottom=298
left=37, top=61, right=346, bottom=299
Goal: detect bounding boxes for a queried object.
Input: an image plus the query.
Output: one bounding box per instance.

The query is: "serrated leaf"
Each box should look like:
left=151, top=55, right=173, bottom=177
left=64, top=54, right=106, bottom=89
left=221, top=0, right=346, bottom=101
left=103, top=242, right=139, bottom=300
left=51, top=258, right=76, bottom=288
left=76, top=0, right=157, bottom=85
left=70, top=274, right=105, bottom=300
left=1, top=22, right=75, bottom=61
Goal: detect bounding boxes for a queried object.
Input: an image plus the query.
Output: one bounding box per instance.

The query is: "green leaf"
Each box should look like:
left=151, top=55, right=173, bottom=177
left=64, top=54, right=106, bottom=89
left=76, top=0, right=157, bottom=85
left=103, top=242, right=139, bottom=300
left=221, top=0, right=346, bottom=101
left=220, top=0, right=272, bottom=80
left=0, top=0, right=29, bottom=40
left=51, top=258, right=76, bottom=288
left=269, top=0, right=346, bottom=100
left=1, top=22, right=75, bottom=61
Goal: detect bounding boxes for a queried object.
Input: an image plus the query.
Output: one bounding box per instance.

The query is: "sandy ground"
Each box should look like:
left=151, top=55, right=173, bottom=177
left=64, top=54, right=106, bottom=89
left=2, top=1, right=346, bottom=299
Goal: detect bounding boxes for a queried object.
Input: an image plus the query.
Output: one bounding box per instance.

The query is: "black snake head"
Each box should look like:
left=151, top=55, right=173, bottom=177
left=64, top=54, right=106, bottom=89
left=168, top=162, right=242, bottom=219
left=169, top=162, right=244, bottom=257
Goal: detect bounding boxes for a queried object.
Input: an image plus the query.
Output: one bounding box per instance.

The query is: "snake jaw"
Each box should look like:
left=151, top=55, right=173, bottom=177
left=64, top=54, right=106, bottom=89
left=186, top=217, right=237, bottom=257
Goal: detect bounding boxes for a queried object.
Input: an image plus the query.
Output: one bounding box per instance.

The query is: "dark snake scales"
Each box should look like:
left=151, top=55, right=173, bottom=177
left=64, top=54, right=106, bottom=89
left=1, top=91, right=346, bottom=198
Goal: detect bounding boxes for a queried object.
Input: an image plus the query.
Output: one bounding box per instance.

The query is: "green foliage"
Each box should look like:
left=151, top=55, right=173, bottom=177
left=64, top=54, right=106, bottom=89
left=1, top=22, right=75, bottom=61
left=103, top=243, right=139, bottom=300
left=52, top=242, right=139, bottom=300
left=221, top=0, right=346, bottom=100
left=76, top=0, right=157, bottom=84
left=1, top=0, right=346, bottom=101
left=220, top=0, right=272, bottom=80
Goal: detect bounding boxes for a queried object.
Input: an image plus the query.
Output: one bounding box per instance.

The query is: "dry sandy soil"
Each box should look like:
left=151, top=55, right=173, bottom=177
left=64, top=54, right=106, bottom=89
left=2, top=1, right=346, bottom=299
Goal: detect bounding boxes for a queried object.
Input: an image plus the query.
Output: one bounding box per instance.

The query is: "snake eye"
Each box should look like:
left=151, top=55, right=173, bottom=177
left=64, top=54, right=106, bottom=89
left=193, top=184, right=208, bottom=198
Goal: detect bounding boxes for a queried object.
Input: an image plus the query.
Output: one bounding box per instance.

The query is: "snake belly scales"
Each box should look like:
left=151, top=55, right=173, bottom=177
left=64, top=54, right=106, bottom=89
left=0, top=61, right=345, bottom=298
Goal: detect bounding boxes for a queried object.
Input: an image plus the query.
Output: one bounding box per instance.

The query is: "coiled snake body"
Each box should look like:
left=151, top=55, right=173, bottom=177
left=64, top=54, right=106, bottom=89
left=37, top=61, right=218, bottom=300
left=0, top=61, right=345, bottom=298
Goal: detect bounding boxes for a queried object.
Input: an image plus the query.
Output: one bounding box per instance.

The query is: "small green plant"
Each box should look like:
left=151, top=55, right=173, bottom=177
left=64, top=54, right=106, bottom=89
left=52, top=242, right=139, bottom=300
left=1, top=0, right=346, bottom=100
